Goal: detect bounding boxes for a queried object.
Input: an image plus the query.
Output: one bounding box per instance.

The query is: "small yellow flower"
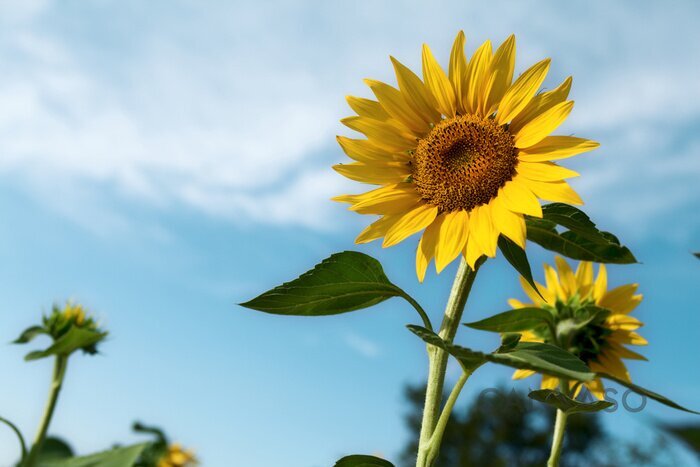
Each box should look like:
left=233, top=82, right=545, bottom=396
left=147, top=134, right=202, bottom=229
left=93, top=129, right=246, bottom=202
left=61, top=302, right=87, bottom=326
left=157, top=443, right=198, bottom=467
left=510, top=256, right=646, bottom=400
left=334, top=31, right=598, bottom=281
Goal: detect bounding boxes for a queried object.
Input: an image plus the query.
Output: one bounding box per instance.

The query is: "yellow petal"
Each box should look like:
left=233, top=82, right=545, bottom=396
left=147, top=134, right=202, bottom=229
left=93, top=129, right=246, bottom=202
left=599, top=284, right=641, bottom=314
left=355, top=215, right=400, bottom=244
left=541, top=374, right=559, bottom=390
left=518, top=178, right=583, bottom=205
left=481, top=34, right=516, bottom=116
left=606, top=341, right=647, bottom=361
left=333, top=161, right=410, bottom=185
left=490, top=196, right=526, bottom=248
left=593, top=264, right=608, bottom=302
left=350, top=183, right=421, bottom=214
left=595, top=353, right=631, bottom=383
left=518, top=276, right=546, bottom=306
left=499, top=178, right=543, bottom=217
left=543, top=263, right=564, bottom=299
left=390, top=56, right=441, bottom=123
left=513, top=369, right=536, bottom=380
left=346, top=96, right=390, bottom=121
left=575, top=261, right=594, bottom=290
left=518, top=136, right=600, bottom=162
left=448, top=30, right=468, bottom=114
left=435, top=210, right=470, bottom=272
left=469, top=204, right=497, bottom=257
left=496, top=58, right=550, bottom=124
left=514, top=100, right=574, bottom=149
left=464, top=40, right=492, bottom=115
left=508, top=298, right=530, bottom=309
left=606, top=314, right=643, bottom=331
left=584, top=378, right=606, bottom=400
left=383, top=203, right=439, bottom=247
left=342, top=116, right=417, bottom=152
left=463, top=232, right=484, bottom=269
left=516, top=161, right=579, bottom=181
left=554, top=256, right=576, bottom=298
left=365, top=79, right=430, bottom=135
left=422, top=43, right=456, bottom=117
left=336, top=136, right=400, bottom=163
left=416, top=216, right=442, bottom=282
left=609, top=330, right=648, bottom=346
left=510, top=76, right=572, bottom=134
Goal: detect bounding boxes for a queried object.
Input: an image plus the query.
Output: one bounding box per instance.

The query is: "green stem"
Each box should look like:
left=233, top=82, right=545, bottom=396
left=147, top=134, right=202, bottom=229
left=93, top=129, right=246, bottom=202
left=547, top=381, right=571, bottom=467
left=24, top=355, right=68, bottom=467
left=0, top=415, right=27, bottom=462
left=424, top=370, right=470, bottom=466
left=399, top=291, right=434, bottom=331
left=416, top=257, right=482, bottom=467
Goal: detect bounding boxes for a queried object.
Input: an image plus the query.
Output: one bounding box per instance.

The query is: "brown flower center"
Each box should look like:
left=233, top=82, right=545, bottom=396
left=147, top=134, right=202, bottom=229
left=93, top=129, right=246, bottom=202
left=412, top=115, right=518, bottom=212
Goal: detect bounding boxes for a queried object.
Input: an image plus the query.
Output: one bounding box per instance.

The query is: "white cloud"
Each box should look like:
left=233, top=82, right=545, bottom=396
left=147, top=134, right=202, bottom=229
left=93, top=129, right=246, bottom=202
left=343, top=332, right=381, bottom=359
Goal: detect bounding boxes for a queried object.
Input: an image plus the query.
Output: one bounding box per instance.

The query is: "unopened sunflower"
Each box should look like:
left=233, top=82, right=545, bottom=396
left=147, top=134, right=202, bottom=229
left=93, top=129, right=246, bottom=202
left=157, top=443, right=198, bottom=467
left=510, top=256, right=647, bottom=400
left=333, top=31, right=598, bottom=281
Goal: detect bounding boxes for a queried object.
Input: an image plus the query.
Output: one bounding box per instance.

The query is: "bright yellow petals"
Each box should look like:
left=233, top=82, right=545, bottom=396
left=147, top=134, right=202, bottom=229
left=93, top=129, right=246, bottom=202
left=575, top=261, right=594, bottom=291
left=416, top=216, right=442, bottom=282
left=496, top=58, right=550, bottom=124
left=519, top=276, right=546, bottom=306
left=513, top=369, right=536, bottom=380
left=541, top=374, right=559, bottom=390
left=346, top=96, right=390, bottom=121
left=482, top=35, right=515, bottom=116
left=599, top=284, right=640, bottom=314
left=333, top=162, right=410, bottom=184
left=383, top=203, right=438, bottom=247
left=365, top=79, right=430, bottom=135
left=543, top=263, right=564, bottom=299
left=499, top=179, right=543, bottom=217
left=421, top=44, right=456, bottom=117
left=448, top=31, right=468, bottom=114
left=463, top=231, right=483, bottom=269
left=584, top=378, right=606, bottom=400
left=593, top=264, right=608, bottom=302
left=355, top=215, right=400, bottom=244
left=555, top=256, right=577, bottom=298
left=606, top=314, right=643, bottom=331
left=464, top=40, right=492, bottom=115
left=517, top=161, right=579, bottom=182
left=490, top=196, right=526, bottom=248
left=606, top=341, right=647, bottom=361
left=514, top=100, right=574, bottom=149
left=508, top=298, right=529, bottom=309
left=435, top=210, right=470, bottom=272
left=336, top=136, right=399, bottom=163
left=348, top=183, right=419, bottom=214
left=594, top=353, right=631, bottom=382
left=469, top=204, right=498, bottom=257
left=518, top=136, right=600, bottom=162
left=342, top=116, right=416, bottom=152
left=510, top=76, right=572, bottom=134
left=390, top=56, right=441, bottom=124
left=519, top=178, right=583, bottom=205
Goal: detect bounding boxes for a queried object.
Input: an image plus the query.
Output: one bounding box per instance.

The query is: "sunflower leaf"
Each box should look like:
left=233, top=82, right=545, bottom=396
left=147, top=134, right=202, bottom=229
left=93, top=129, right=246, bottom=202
left=334, top=455, right=395, bottom=467
left=407, top=325, right=594, bottom=381
left=597, top=373, right=699, bottom=414
left=464, top=307, right=553, bottom=333
left=497, top=235, right=543, bottom=299
left=24, top=326, right=107, bottom=361
left=43, top=443, right=150, bottom=467
left=240, top=251, right=427, bottom=324
left=528, top=389, right=613, bottom=414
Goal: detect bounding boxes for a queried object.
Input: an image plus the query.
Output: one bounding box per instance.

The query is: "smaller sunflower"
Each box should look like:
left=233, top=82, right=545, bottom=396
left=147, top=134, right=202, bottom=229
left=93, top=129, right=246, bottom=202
left=509, top=256, right=646, bottom=400
left=157, top=443, right=198, bottom=467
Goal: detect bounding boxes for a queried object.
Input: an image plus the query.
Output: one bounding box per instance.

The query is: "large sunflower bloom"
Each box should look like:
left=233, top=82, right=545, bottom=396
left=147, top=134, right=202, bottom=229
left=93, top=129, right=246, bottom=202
left=510, top=256, right=647, bottom=400
left=333, top=32, right=599, bottom=281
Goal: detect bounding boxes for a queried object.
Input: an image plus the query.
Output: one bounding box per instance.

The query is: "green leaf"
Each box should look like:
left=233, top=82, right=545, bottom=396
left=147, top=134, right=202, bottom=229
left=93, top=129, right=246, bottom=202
left=44, top=443, right=149, bottom=467
left=13, top=325, right=47, bottom=344
left=240, top=251, right=410, bottom=317
left=334, top=455, right=395, bottom=467
left=37, top=436, right=75, bottom=462
left=407, top=325, right=594, bottom=381
left=465, top=307, right=553, bottom=333
left=528, top=389, right=613, bottom=414
left=497, top=235, right=542, bottom=298
left=598, top=373, right=699, bottom=414
left=525, top=203, right=636, bottom=264
left=25, top=327, right=107, bottom=361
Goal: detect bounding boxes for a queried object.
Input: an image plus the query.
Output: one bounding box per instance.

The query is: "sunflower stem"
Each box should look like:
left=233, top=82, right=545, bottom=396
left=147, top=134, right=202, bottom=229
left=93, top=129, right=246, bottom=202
left=416, top=257, right=481, bottom=467
left=24, top=355, right=68, bottom=467
left=547, top=380, right=571, bottom=467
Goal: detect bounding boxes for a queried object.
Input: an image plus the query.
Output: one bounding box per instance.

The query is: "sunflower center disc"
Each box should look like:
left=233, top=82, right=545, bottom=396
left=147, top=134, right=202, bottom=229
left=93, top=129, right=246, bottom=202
left=412, top=115, right=518, bottom=212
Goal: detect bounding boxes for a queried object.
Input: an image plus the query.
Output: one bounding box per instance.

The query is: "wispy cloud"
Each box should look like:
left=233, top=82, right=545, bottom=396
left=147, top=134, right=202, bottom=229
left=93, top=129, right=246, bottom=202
left=343, top=332, right=381, bottom=359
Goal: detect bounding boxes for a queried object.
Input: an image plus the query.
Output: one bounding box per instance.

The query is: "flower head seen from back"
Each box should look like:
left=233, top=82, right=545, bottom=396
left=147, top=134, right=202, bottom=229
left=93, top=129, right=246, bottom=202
left=510, top=256, right=647, bottom=400
left=333, top=31, right=598, bottom=281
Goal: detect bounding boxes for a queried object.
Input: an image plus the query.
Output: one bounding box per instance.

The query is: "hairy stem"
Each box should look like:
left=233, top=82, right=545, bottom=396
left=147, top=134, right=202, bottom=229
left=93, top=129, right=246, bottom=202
left=416, top=257, right=482, bottom=467
left=424, top=370, right=470, bottom=466
left=547, top=408, right=569, bottom=467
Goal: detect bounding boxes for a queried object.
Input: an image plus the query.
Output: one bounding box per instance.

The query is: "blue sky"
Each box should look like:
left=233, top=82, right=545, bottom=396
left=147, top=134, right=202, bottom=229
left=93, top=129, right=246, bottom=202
left=0, top=1, right=699, bottom=466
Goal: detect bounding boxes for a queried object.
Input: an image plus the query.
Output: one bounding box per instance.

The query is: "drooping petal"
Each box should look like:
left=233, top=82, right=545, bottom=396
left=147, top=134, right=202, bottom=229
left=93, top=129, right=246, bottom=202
left=448, top=30, right=468, bottom=114
left=518, top=178, right=583, bottom=205
left=416, top=215, right=443, bottom=282
left=496, top=58, right=551, bottom=124
left=490, top=196, right=526, bottom=248
left=516, top=161, right=579, bottom=181
left=422, top=44, right=457, bottom=117
left=365, top=79, right=430, bottom=135
left=584, top=378, right=606, bottom=401
left=435, top=210, right=470, bottom=272
left=606, top=341, right=647, bottom=361
left=518, top=136, right=600, bottom=162
left=514, top=100, right=574, bottom=149
left=481, top=34, right=516, bottom=116
left=463, top=232, right=484, bottom=269
left=469, top=204, right=498, bottom=257
left=510, top=76, right=572, bottom=134
left=346, top=96, right=390, bottom=121
left=599, top=284, right=641, bottom=314
left=355, top=215, right=401, bottom=244
left=518, top=276, right=546, bottom=306
left=541, top=374, right=559, bottom=390
left=508, top=298, right=530, bottom=309
left=499, top=178, right=543, bottom=217
left=333, top=161, right=411, bottom=185
left=464, top=40, right=492, bottom=115
left=383, top=203, right=439, bottom=247
left=390, top=56, right=442, bottom=123
left=595, top=353, right=631, bottom=383
left=609, top=330, right=648, bottom=346
left=513, top=369, right=536, bottom=380
left=606, top=314, right=643, bottom=331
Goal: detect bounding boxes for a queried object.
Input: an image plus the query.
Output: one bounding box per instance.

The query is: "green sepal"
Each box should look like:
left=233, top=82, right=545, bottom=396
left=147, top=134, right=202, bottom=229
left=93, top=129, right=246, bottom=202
left=407, top=325, right=594, bottom=381
left=497, top=235, right=543, bottom=298
left=598, top=373, right=699, bottom=414
left=13, top=325, right=48, bottom=344
left=24, top=326, right=107, bottom=361
left=528, top=389, right=613, bottom=414
left=464, top=307, right=553, bottom=333
left=334, top=455, right=395, bottom=466
left=525, top=203, right=636, bottom=264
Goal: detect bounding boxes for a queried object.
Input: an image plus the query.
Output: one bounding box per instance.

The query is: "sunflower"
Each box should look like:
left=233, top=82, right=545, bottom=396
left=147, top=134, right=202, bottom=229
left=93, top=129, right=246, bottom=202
left=333, top=31, right=599, bottom=281
left=157, top=443, right=198, bottom=467
left=509, top=256, right=647, bottom=400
